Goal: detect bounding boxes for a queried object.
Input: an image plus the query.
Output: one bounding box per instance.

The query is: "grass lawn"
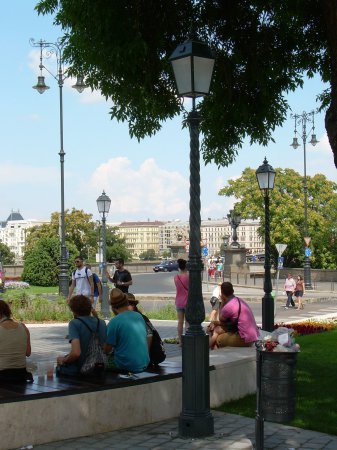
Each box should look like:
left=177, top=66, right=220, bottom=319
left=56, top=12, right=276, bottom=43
left=216, top=329, right=337, bottom=436
left=26, top=286, right=58, bottom=295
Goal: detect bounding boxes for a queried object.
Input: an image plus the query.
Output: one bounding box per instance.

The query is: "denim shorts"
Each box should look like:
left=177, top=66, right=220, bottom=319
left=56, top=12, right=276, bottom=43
left=295, top=290, right=303, bottom=297
left=176, top=307, right=186, bottom=313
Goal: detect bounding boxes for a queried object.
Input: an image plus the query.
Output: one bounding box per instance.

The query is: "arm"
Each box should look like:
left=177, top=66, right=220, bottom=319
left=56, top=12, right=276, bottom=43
left=105, top=270, right=114, bottom=283
left=88, top=275, right=95, bottom=303
left=22, top=323, right=31, bottom=357
left=57, top=338, right=81, bottom=366
left=67, top=279, right=76, bottom=303
left=98, top=280, right=103, bottom=303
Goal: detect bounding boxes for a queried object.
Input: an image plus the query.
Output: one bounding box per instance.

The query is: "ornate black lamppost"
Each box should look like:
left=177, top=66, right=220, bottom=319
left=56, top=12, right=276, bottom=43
left=170, top=37, right=215, bottom=438
left=227, top=209, right=241, bottom=248
left=290, top=111, right=318, bottom=290
left=96, top=191, right=111, bottom=319
left=256, top=158, right=276, bottom=332
left=30, top=38, right=86, bottom=297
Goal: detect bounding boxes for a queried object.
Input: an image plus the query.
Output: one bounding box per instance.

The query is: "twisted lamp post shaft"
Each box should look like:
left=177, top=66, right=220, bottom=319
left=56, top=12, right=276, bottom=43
left=179, top=109, right=213, bottom=437
left=262, top=194, right=274, bottom=331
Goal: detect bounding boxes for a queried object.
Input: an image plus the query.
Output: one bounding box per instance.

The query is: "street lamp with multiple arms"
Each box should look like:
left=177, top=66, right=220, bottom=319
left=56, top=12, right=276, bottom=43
left=96, top=191, right=111, bottom=319
left=256, top=158, right=276, bottom=332
left=170, top=37, right=215, bottom=438
left=290, top=110, right=318, bottom=290
left=30, top=38, right=86, bottom=297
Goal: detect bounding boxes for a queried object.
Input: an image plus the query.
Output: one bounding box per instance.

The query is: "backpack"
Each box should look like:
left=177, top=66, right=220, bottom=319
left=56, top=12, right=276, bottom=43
left=76, top=318, right=107, bottom=374
left=142, top=315, right=166, bottom=366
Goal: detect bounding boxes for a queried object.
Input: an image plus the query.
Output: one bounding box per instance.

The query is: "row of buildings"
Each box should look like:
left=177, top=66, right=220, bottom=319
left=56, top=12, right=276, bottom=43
left=0, top=210, right=264, bottom=262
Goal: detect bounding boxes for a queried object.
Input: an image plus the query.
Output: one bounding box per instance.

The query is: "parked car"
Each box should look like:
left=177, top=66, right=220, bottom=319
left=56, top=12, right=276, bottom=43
left=153, top=260, right=179, bottom=272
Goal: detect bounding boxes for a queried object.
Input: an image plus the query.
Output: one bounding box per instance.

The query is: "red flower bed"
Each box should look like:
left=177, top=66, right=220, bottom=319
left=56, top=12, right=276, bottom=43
left=275, top=322, right=328, bottom=336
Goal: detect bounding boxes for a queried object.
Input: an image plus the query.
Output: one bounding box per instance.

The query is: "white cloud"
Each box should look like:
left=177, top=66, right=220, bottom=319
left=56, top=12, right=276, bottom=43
left=0, top=163, right=58, bottom=184
left=88, top=157, right=189, bottom=218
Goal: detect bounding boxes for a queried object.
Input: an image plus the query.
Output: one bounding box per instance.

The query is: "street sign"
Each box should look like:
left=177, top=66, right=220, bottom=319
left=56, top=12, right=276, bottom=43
left=202, top=247, right=209, bottom=257
left=275, top=243, right=287, bottom=255
left=305, top=248, right=312, bottom=257
left=278, top=256, right=284, bottom=269
left=304, top=237, right=311, bottom=247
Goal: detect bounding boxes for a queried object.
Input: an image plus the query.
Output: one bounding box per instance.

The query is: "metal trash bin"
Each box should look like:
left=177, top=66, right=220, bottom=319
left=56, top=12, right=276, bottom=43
left=259, top=349, right=297, bottom=423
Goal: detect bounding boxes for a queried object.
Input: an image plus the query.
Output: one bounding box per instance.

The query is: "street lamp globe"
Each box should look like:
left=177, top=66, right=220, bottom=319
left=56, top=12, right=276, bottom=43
left=256, top=157, right=276, bottom=194
left=96, top=191, right=111, bottom=216
left=72, top=76, right=87, bottom=93
left=169, top=39, right=215, bottom=98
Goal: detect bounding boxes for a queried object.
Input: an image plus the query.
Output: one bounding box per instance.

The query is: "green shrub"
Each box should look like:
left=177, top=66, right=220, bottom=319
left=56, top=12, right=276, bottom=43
left=145, top=303, right=177, bottom=320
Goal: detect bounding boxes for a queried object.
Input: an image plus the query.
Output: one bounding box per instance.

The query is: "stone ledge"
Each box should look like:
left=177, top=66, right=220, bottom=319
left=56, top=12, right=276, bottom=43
left=0, top=348, right=256, bottom=449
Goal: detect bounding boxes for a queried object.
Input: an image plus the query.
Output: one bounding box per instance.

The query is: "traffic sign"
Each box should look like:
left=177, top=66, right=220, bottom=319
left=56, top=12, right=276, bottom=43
left=304, top=237, right=311, bottom=247
left=275, top=243, right=287, bottom=255
left=278, top=256, right=284, bottom=269
left=305, top=248, right=312, bottom=257
left=202, top=247, right=209, bottom=257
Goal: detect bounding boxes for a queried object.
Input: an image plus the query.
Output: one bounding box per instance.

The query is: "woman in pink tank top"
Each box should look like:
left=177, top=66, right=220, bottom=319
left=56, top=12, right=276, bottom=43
left=174, top=259, right=189, bottom=346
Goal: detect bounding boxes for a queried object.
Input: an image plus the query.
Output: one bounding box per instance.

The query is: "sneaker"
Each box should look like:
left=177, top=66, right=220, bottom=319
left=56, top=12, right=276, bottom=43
left=284, top=307, right=288, bottom=310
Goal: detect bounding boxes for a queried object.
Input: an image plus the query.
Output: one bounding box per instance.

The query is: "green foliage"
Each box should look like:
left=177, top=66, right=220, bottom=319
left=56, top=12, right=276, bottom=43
left=6, top=294, right=72, bottom=322
left=219, top=168, right=337, bottom=268
left=145, top=303, right=177, bottom=321
left=22, top=237, right=60, bottom=286
left=35, top=1, right=337, bottom=167
left=0, top=243, right=15, bottom=264
left=24, top=209, right=131, bottom=282
left=216, top=329, right=337, bottom=436
left=105, top=226, right=132, bottom=262
left=139, top=249, right=157, bottom=260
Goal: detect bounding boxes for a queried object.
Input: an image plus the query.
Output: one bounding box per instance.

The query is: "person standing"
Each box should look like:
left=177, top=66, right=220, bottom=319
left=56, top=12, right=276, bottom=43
left=174, top=258, right=189, bottom=346
left=284, top=272, right=296, bottom=309
left=68, top=256, right=94, bottom=304
left=106, top=258, right=132, bottom=293
left=85, top=264, right=102, bottom=309
left=295, top=275, right=305, bottom=310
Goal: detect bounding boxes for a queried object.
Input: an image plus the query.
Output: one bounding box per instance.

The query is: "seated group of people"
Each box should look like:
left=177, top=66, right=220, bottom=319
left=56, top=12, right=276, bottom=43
left=0, top=280, right=259, bottom=382
left=0, top=288, right=155, bottom=382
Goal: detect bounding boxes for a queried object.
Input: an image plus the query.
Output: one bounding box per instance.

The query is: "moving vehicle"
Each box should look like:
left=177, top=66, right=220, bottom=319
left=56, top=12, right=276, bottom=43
left=153, top=260, right=179, bottom=272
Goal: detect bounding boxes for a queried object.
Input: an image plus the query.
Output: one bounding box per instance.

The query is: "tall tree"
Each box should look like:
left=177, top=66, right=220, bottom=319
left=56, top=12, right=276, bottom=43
left=0, top=243, right=15, bottom=265
left=36, top=1, right=337, bottom=167
left=219, top=168, right=337, bottom=269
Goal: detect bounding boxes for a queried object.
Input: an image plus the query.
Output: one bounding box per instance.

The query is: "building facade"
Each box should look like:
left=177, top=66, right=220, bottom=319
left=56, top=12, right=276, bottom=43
left=115, top=218, right=263, bottom=259
left=116, top=221, right=165, bottom=258
left=0, top=211, right=49, bottom=263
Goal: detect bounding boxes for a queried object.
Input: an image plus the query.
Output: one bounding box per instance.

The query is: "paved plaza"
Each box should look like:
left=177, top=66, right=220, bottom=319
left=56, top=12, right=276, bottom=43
left=17, top=286, right=337, bottom=450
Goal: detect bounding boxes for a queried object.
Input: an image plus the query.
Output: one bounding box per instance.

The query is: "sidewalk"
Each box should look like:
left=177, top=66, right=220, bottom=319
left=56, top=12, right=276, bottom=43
left=27, top=410, right=337, bottom=449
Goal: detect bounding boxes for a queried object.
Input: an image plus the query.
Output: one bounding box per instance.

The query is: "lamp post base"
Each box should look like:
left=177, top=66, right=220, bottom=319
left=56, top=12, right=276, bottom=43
left=179, top=333, right=214, bottom=438
left=304, top=257, right=313, bottom=290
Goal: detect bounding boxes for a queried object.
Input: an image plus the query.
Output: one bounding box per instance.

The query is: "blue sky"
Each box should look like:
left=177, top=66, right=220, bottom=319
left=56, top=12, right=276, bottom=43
left=1, top=1, right=336, bottom=224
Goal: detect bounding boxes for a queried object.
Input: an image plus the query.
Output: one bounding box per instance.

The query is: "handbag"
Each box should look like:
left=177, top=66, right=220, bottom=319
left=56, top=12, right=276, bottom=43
left=210, top=296, right=218, bottom=307
left=222, top=297, right=241, bottom=333
left=76, top=318, right=107, bottom=374
left=142, top=315, right=166, bottom=366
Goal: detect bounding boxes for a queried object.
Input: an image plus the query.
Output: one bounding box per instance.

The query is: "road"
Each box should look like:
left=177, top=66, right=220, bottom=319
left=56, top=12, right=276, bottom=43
left=126, top=272, right=337, bottom=325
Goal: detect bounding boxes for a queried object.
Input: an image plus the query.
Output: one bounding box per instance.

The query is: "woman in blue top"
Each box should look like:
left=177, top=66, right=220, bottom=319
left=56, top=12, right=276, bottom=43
left=56, top=295, right=107, bottom=376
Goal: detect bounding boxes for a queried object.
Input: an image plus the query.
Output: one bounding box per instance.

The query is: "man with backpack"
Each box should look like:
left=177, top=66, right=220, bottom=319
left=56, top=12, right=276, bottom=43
left=68, top=256, right=94, bottom=303
left=86, top=264, right=102, bottom=309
